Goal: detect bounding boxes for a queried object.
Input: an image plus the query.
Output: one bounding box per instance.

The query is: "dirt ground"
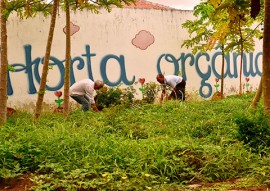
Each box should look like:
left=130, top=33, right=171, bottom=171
left=0, top=174, right=269, bottom=191
left=0, top=174, right=35, bottom=191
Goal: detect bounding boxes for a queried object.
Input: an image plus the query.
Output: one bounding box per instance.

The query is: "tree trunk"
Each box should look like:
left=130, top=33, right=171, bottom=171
left=238, top=19, right=243, bottom=96
left=249, top=78, right=262, bottom=109
left=220, top=43, right=225, bottom=97
left=34, top=0, right=59, bottom=120
left=262, top=0, right=270, bottom=116
left=63, top=0, right=71, bottom=116
left=0, top=0, right=8, bottom=125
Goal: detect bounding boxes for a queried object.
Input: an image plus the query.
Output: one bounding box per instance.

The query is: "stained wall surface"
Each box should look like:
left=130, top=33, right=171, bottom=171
left=6, top=8, right=262, bottom=107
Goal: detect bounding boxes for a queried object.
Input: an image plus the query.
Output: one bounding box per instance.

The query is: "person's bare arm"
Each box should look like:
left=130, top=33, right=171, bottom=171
left=91, top=104, right=99, bottom=112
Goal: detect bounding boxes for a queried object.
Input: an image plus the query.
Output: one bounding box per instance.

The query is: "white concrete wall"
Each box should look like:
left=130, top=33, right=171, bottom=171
left=6, top=8, right=262, bottom=107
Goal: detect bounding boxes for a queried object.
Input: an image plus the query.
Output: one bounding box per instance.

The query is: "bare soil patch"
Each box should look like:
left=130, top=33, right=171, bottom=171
left=0, top=174, right=269, bottom=191
left=0, top=174, right=35, bottom=191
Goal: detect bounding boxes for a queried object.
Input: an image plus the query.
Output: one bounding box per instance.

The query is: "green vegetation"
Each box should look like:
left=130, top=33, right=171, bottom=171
left=0, top=93, right=269, bottom=190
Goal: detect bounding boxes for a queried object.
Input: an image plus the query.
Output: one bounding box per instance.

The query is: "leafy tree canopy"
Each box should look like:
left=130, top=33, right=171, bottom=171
left=2, top=0, right=136, bottom=18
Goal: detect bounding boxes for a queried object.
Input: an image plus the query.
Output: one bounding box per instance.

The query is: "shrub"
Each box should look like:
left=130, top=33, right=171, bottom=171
left=95, top=86, right=136, bottom=110
left=235, top=111, right=270, bottom=153
left=143, top=82, right=161, bottom=103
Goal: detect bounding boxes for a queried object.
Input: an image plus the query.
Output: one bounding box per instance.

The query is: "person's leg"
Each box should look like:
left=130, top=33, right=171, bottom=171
left=70, top=95, right=90, bottom=111
left=178, top=87, right=185, bottom=101
left=83, top=95, right=90, bottom=111
left=176, top=80, right=186, bottom=101
left=169, top=90, right=177, bottom=100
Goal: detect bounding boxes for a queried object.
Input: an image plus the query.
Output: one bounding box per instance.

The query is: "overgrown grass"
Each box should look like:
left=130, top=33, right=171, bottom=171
left=0, top=93, right=269, bottom=190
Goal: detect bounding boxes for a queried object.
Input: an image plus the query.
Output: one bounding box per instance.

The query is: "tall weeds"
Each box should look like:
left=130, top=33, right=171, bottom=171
left=0, top=93, right=269, bottom=190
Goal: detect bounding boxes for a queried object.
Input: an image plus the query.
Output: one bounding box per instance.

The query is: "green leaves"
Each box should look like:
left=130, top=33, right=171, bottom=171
left=194, top=2, right=215, bottom=21
left=1, top=0, right=136, bottom=20
left=1, top=91, right=269, bottom=189
left=4, top=0, right=52, bottom=19
left=235, top=110, right=270, bottom=153
left=182, top=0, right=263, bottom=55
left=69, top=0, right=135, bottom=13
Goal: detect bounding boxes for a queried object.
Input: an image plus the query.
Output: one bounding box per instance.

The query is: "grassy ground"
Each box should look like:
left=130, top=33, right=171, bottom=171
left=0, top=93, right=269, bottom=190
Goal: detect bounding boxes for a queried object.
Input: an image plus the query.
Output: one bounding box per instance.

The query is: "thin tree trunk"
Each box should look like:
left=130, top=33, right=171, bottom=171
left=34, top=0, right=59, bottom=120
left=239, top=19, right=243, bottom=96
left=262, top=0, right=270, bottom=116
left=249, top=78, right=262, bottom=109
left=63, top=0, right=70, bottom=116
left=0, top=0, right=8, bottom=125
left=220, top=43, right=225, bottom=97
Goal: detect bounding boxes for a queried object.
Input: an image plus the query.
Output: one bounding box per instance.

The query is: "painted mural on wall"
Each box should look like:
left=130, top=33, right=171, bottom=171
left=63, top=22, right=80, bottom=36
left=6, top=9, right=262, bottom=105
left=132, top=30, right=155, bottom=50
left=7, top=45, right=262, bottom=98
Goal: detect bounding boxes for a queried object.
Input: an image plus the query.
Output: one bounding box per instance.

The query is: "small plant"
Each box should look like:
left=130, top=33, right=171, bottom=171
left=54, top=91, right=64, bottom=108
left=121, top=85, right=136, bottom=105
left=95, top=85, right=135, bottom=110
left=95, top=86, right=122, bottom=110
left=143, top=82, right=161, bottom=103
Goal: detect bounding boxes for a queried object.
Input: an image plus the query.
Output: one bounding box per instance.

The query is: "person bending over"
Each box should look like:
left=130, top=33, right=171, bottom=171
left=69, top=79, right=104, bottom=112
left=156, top=74, right=186, bottom=102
